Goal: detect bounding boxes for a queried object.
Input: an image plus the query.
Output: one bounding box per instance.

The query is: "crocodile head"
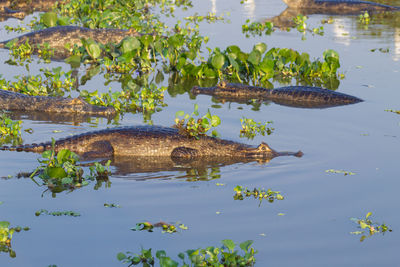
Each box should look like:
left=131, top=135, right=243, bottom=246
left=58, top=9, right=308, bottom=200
left=67, top=97, right=116, bottom=116
left=243, top=142, right=303, bottom=159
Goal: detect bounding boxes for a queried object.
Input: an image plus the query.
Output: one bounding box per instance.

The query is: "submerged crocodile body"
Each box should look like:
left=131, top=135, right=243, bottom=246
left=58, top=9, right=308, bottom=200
left=0, top=0, right=58, bottom=21
left=282, top=0, right=400, bottom=12
left=0, top=25, right=140, bottom=59
left=0, top=89, right=115, bottom=116
left=0, top=125, right=303, bottom=161
left=191, top=83, right=363, bottom=109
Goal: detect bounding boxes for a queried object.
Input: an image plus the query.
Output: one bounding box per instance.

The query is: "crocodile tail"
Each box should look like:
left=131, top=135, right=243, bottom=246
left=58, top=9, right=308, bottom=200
left=0, top=143, right=49, bottom=153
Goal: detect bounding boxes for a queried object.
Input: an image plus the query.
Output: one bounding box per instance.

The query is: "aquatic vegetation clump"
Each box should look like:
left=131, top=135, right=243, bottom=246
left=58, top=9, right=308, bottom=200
left=0, top=67, right=76, bottom=97
left=0, top=112, right=22, bottom=146
left=175, top=104, right=221, bottom=138
left=117, top=239, right=257, bottom=266
left=30, top=140, right=111, bottom=197
left=240, top=117, right=274, bottom=139
left=350, top=212, right=392, bottom=242
left=0, top=220, right=30, bottom=258
left=234, top=186, right=284, bottom=206
left=131, top=221, right=188, bottom=234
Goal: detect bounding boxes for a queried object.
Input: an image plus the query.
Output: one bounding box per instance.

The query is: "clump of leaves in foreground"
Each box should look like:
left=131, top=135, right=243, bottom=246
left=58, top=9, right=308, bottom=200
left=175, top=104, right=221, bottom=139
left=234, top=186, right=284, bottom=206
left=0, top=67, right=76, bottom=97
left=80, top=84, right=167, bottom=114
left=0, top=112, right=22, bottom=146
left=30, top=139, right=111, bottom=196
left=0, top=221, right=30, bottom=258
left=201, top=45, right=339, bottom=85
left=239, top=117, right=274, bottom=139
left=78, top=38, right=340, bottom=87
left=350, top=212, right=392, bottom=242
left=117, top=239, right=256, bottom=266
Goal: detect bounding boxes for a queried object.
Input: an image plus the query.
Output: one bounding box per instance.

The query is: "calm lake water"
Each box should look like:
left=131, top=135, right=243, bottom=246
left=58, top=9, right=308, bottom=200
left=0, top=0, right=399, bottom=266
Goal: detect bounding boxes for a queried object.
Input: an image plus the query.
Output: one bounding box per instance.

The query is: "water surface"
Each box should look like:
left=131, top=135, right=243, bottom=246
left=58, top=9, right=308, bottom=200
left=0, top=0, right=399, bottom=266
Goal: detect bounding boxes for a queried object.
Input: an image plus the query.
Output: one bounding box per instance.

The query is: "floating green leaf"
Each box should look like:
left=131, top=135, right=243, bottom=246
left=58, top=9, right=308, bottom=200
left=42, top=12, right=58, bottom=27
left=211, top=53, right=225, bottom=70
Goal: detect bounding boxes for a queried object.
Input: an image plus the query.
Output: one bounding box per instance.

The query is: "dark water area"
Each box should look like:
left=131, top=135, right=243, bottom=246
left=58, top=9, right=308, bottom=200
left=0, top=0, right=400, bottom=266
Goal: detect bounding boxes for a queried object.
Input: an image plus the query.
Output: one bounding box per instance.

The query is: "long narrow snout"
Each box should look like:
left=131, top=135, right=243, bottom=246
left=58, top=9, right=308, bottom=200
left=243, top=142, right=303, bottom=159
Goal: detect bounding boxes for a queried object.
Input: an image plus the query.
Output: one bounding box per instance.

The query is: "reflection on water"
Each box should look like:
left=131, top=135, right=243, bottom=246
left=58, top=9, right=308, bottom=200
left=394, top=28, right=400, bottom=61
left=210, top=0, right=255, bottom=18
left=111, top=155, right=275, bottom=181
left=210, top=0, right=216, bottom=14
left=243, top=0, right=256, bottom=20
left=332, top=18, right=351, bottom=46
left=266, top=2, right=400, bottom=61
left=11, top=152, right=293, bottom=197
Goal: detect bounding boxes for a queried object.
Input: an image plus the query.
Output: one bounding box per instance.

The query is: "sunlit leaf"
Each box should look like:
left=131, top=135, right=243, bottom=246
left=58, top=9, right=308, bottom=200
left=47, top=167, right=67, bottom=178
left=248, top=50, right=261, bottom=66
left=175, top=111, right=185, bottom=117
left=117, top=252, right=126, bottom=261
left=239, top=240, right=253, bottom=252
left=254, top=43, right=267, bottom=54
left=211, top=53, right=225, bottom=69
left=156, top=250, right=167, bottom=259
left=65, top=55, right=81, bottom=68
left=85, top=41, right=101, bottom=59
left=221, top=239, right=235, bottom=252
left=42, top=12, right=58, bottom=27
left=121, top=37, right=141, bottom=53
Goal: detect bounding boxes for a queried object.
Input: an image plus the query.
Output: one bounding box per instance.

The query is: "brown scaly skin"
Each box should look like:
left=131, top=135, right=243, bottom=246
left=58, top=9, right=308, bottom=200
left=0, top=0, right=61, bottom=21
left=0, top=125, right=303, bottom=161
left=282, top=0, right=400, bottom=12
left=0, top=89, right=115, bottom=116
left=0, top=25, right=141, bottom=60
left=191, top=82, right=363, bottom=109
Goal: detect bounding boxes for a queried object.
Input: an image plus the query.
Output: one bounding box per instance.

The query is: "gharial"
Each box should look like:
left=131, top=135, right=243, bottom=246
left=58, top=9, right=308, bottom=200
left=0, top=89, right=115, bottom=116
left=191, top=82, right=363, bottom=109
left=0, top=125, right=303, bottom=161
